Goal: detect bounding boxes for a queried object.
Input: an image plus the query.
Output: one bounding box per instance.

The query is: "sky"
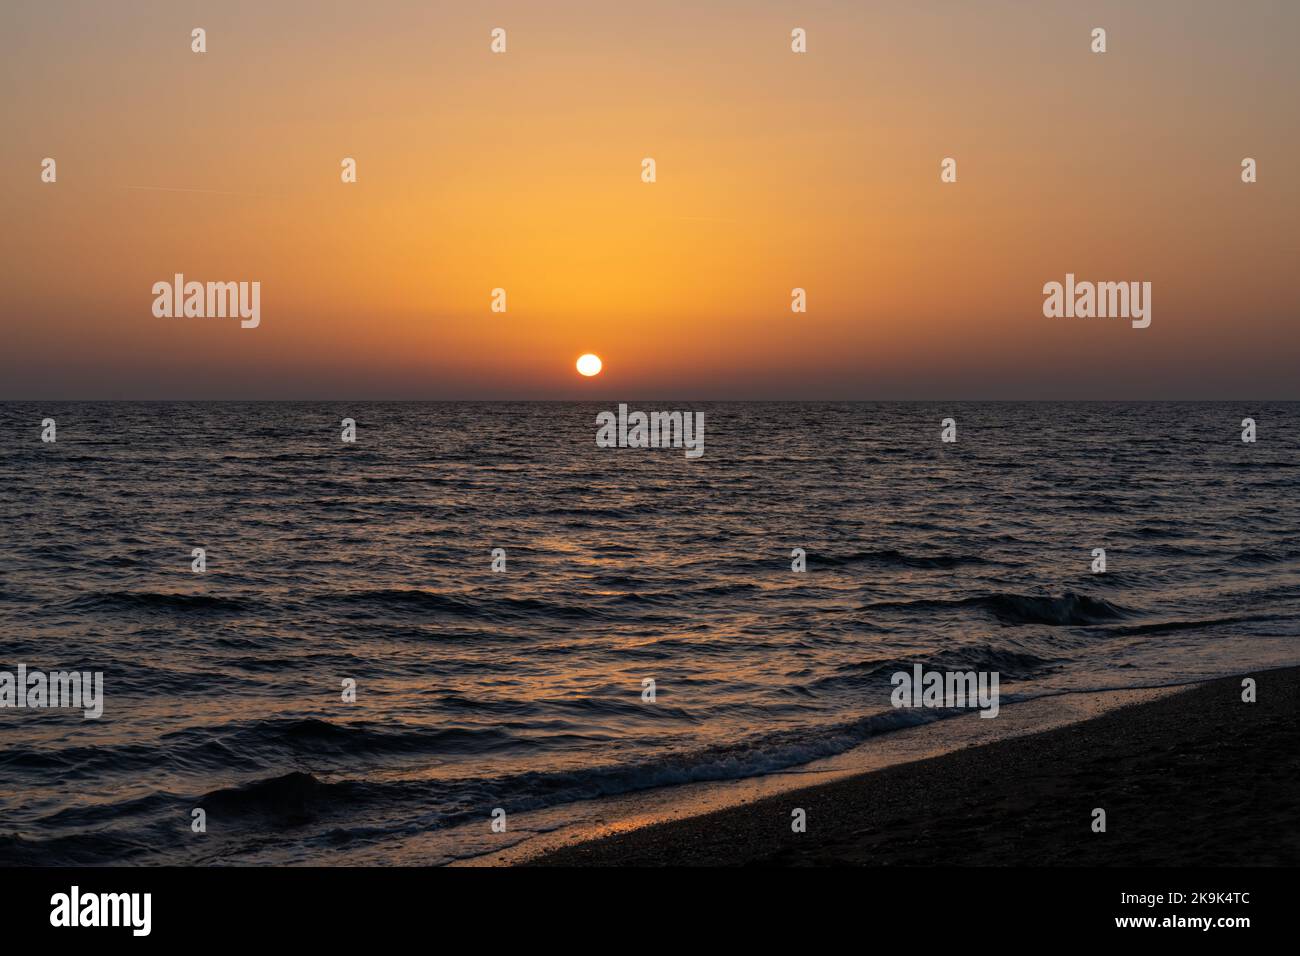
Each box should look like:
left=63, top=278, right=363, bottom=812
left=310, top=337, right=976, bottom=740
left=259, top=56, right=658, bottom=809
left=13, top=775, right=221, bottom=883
left=1, top=0, right=1298, bottom=399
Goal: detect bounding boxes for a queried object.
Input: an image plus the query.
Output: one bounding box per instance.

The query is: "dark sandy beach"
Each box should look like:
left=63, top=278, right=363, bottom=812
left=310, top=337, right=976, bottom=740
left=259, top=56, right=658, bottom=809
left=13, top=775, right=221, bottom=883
left=531, top=667, right=1299, bottom=866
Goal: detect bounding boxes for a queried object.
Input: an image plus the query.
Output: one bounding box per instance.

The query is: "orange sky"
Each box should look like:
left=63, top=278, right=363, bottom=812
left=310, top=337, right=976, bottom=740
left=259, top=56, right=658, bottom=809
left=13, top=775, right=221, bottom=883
left=2, top=0, right=1297, bottom=398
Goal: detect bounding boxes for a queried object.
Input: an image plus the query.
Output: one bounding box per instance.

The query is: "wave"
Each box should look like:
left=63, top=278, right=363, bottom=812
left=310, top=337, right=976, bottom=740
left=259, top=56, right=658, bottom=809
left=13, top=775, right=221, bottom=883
left=195, top=708, right=944, bottom=826
left=0, top=829, right=160, bottom=867
left=177, top=716, right=523, bottom=759
left=1228, top=549, right=1298, bottom=566
left=1100, top=614, right=1279, bottom=637
left=1, top=706, right=961, bottom=863
left=201, top=770, right=357, bottom=822
left=327, top=589, right=599, bottom=621
left=58, top=590, right=255, bottom=613
left=864, top=591, right=1134, bottom=626
left=819, top=549, right=990, bottom=570
left=809, top=645, right=1058, bottom=693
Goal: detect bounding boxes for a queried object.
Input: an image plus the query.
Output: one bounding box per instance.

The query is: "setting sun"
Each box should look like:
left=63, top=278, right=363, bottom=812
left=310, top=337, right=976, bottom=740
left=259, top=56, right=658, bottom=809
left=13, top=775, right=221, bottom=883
left=576, top=354, right=602, bottom=377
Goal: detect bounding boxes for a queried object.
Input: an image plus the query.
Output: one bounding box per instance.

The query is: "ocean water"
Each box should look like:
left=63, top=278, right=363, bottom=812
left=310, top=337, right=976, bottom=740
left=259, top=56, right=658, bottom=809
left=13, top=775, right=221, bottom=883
left=1, top=401, right=1297, bottom=865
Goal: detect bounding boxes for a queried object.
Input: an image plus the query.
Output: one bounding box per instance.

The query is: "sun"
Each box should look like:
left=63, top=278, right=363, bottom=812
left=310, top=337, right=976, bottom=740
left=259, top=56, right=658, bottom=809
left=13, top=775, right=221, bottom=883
left=576, top=353, right=602, bottom=377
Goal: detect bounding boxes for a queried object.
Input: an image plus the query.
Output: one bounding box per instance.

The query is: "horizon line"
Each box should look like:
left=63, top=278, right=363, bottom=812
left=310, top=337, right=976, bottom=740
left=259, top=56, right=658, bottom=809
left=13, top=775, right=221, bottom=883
left=5, top=397, right=1297, bottom=404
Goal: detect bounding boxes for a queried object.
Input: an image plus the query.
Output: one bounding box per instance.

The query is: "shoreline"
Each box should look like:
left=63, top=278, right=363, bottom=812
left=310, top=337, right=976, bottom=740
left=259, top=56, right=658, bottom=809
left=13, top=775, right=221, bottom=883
left=521, top=666, right=1299, bottom=866
left=453, top=680, right=1182, bottom=867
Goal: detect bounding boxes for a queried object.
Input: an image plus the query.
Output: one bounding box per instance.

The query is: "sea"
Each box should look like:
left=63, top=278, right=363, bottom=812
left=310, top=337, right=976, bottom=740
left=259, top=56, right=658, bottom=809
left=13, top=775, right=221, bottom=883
left=1, top=401, right=1297, bottom=864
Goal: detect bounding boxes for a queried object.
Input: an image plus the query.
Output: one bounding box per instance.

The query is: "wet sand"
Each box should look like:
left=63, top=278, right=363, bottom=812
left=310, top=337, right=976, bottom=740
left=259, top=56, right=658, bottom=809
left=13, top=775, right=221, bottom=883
left=530, top=667, right=1299, bottom=866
